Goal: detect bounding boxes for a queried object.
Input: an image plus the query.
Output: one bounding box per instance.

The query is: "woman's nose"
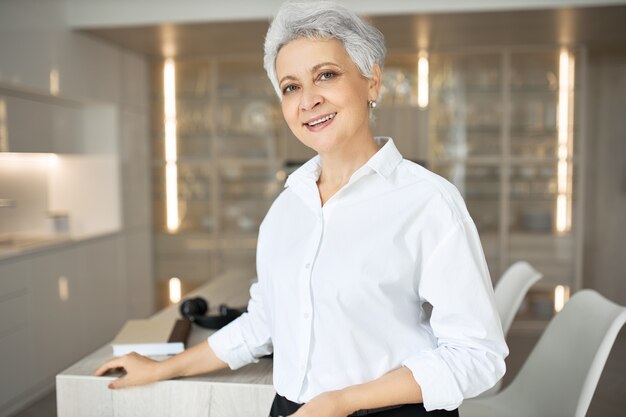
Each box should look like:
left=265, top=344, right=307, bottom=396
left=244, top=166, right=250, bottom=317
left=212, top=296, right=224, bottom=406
left=299, top=89, right=323, bottom=111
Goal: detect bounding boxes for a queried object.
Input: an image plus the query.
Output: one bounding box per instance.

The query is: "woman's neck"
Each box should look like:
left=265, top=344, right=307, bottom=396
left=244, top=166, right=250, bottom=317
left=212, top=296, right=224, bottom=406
left=317, top=135, right=380, bottom=189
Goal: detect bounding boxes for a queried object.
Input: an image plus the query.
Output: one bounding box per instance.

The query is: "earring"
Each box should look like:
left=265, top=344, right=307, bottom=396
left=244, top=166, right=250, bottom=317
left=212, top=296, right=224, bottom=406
left=368, top=100, right=377, bottom=109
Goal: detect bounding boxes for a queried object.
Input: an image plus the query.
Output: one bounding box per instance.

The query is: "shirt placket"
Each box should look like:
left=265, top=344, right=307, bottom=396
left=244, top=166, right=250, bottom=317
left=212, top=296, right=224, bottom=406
left=297, top=190, right=340, bottom=395
left=295, top=206, right=322, bottom=389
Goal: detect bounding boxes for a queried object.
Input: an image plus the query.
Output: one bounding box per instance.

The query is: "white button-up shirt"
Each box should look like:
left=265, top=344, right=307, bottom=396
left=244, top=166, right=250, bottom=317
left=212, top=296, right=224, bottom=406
left=208, top=137, right=508, bottom=411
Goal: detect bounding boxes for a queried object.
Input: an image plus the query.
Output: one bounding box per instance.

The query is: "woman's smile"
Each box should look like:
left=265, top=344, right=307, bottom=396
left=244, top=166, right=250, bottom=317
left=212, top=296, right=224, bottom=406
left=303, top=112, right=337, bottom=131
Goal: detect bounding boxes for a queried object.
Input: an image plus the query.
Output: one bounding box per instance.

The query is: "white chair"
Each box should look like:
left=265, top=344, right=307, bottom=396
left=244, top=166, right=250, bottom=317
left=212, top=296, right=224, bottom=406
left=476, top=261, right=542, bottom=397
left=461, top=289, right=626, bottom=417
left=494, top=261, right=543, bottom=336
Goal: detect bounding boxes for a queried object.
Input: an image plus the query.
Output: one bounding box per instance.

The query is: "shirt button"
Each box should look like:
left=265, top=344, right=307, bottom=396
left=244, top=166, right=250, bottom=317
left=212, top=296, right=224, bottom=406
left=303, top=312, right=309, bottom=319
left=304, top=263, right=311, bottom=269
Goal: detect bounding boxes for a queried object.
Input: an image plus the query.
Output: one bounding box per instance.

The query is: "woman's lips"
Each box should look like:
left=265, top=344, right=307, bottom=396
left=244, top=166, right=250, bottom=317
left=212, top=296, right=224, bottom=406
left=303, top=112, right=336, bottom=132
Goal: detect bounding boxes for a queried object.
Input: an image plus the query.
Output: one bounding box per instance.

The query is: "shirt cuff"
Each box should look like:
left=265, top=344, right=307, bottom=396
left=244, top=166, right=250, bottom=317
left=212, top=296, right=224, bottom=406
left=207, top=319, right=259, bottom=370
left=402, top=351, right=464, bottom=411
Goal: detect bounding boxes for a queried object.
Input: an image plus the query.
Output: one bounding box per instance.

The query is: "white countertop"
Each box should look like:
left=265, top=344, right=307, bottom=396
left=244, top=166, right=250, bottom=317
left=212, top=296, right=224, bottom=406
left=0, top=231, right=119, bottom=261
left=56, top=269, right=275, bottom=417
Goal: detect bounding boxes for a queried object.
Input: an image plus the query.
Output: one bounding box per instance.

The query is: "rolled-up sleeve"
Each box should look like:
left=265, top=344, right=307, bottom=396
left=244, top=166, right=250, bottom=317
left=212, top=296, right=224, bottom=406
left=207, top=279, right=273, bottom=370
left=402, top=218, right=509, bottom=411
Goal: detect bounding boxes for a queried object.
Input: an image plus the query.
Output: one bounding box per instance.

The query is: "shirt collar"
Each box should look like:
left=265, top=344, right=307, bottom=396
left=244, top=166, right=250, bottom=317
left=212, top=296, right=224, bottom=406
left=367, top=137, right=404, bottom=179
left=285, top=137, right=403, bottom=189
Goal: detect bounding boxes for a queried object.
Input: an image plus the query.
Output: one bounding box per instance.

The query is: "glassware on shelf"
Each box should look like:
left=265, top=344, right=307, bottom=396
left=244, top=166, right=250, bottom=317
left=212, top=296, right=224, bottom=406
left=217, top=60, right=276, bottom=98
left=216, top=100, right=277, bottom=136
left=219, top=163, right=281, bottom=201
left=176, top=60, right=213, bottom=97
left=220, top=200, right=268, bottom=237
left=379, top=68, right=413, bottom=106
left=430, top=162, right=500, bottom=233
left=176, top=101, right=213, bottom=137
left=429, top=52, right=502, bottom=159
left=510, top=51, right=562, bottom=159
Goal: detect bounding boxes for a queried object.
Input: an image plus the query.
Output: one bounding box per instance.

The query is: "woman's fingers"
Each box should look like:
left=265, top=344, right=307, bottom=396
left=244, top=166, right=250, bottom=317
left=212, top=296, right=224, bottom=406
left=94, top=352, right=160, bottom=390
left=94, top=358, right=125, bottom=376
left=108, top=374, right=127, bottom=389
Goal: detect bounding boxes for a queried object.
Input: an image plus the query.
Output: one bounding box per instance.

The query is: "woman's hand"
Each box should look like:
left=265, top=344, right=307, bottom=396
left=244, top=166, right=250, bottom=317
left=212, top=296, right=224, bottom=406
left=290, top=390, right=353, bottom=417
left=94, top=352, right=162, bottom=389
left=94, top=341, right=229, bottom=390
left=289, top=367, right=423, bottom=417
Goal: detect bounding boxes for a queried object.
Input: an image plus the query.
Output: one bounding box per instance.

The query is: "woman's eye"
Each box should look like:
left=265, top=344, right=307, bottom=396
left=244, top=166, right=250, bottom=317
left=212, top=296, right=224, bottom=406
left=319, top=72, right=337, bottom=81
left=282, top=84, right=298, bottom=94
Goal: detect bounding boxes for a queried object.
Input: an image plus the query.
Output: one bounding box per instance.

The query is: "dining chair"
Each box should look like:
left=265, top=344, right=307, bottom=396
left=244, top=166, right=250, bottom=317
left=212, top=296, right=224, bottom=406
left=494, top=261, right=543, bottom=336
left=475, top=261, right=543, bottom=397
left=460, top=289, right=626, bottom=417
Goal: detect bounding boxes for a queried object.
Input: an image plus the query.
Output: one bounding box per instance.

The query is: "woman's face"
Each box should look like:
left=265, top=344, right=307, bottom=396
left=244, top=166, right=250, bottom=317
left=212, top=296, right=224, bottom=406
left=275, top=37, right=380, bottom=155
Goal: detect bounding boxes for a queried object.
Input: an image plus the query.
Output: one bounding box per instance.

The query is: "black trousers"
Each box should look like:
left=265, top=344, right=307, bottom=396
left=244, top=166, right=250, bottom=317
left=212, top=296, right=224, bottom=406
left=269, top=393, right=459, bottom=417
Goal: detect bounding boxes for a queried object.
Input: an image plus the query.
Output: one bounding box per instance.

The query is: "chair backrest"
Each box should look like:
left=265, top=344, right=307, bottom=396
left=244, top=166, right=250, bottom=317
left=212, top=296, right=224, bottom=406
left=498, top=289, right=626, bottom=417
left=494, top=261, right=543, bottom=335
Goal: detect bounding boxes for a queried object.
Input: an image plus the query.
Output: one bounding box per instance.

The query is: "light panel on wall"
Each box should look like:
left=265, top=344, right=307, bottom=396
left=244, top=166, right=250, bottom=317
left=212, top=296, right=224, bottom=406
left=0, top=99, right=6, bottom=152
left=417, top=52, right=429, bottom=109
left=556, top=48, right=574, bottom=234
left=554, top=284, right=570, bottom=312
left=164, top=59, right=180, bottom=232
left=169, top=277, right=182, bottom=304
left=50, top=69, right=60, bottom=96
left=58, top=275, right=70, bottom=302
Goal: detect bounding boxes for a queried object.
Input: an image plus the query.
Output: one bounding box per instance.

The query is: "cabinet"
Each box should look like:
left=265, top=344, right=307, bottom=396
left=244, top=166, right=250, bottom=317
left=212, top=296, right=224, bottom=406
left=0, top=258, right=33, bottom=409
left=0, top=93, right=81, bottom=153
left=0, top=234, right=129, bottom=417
left=151, top=57, right=285, bottom=299
left=151, top=47, right=586, bottom=307
left=0, top=87, right=118, bottom=154
left=29, top=245, right=87, bottom=383
left=380, top=46, right=585, bottom=292
left=79, top=236, right=128, bottom=351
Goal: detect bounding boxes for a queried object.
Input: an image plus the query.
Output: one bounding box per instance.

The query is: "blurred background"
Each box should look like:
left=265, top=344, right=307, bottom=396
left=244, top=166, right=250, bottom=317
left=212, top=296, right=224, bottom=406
left=1, top=0, right=625, bottom=416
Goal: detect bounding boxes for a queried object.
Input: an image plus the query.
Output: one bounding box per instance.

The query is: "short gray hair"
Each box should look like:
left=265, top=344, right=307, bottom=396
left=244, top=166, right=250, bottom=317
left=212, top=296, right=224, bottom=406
left=263, top=0, right=386, bottom=98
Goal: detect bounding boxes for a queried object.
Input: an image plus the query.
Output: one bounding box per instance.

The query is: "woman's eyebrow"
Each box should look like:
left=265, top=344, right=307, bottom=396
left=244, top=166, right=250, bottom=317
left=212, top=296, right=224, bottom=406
left=278, top=62, right=341, bottom=86
left=310, top=62, right=341, bottom=72
left=278, top=75, right=297, bottom=86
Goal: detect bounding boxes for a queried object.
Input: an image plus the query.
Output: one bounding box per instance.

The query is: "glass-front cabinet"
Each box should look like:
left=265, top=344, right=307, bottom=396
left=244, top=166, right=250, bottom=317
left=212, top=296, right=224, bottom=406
left=380, top=46, right=585, bottom=318
left=151, top=46, right=585, bottom=313
left=151, top=56, right=285, bottom=304
left=429, top=48, right=584, bottom=304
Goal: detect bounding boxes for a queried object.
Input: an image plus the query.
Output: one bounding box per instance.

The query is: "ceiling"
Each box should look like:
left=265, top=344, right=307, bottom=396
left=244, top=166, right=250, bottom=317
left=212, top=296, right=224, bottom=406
left=80, top=5, right=626, bottom=59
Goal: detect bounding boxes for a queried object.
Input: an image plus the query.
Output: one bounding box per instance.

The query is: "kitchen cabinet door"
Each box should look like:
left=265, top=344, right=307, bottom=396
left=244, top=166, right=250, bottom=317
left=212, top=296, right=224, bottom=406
left=0, top=258, right=34, bottom=410
left=29, top=245, right=87, bottom=385
left=79, top=235, right=127, bottom=352
left=0, top=93, right=82, bottom=153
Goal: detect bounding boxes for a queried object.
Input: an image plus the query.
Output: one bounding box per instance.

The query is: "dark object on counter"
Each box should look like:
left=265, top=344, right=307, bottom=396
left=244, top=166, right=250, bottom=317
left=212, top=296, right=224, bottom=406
left=179, top=296, right=246, bottom=329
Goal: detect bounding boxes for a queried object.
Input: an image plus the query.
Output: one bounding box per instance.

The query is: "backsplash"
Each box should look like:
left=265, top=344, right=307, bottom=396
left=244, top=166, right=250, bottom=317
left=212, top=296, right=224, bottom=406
left=0, top=154, right=50, bottom=235
left=0, top=153, right=120, bottom=238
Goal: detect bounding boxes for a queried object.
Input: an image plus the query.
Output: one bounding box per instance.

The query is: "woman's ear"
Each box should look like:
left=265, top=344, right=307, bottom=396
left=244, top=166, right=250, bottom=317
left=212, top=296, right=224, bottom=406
left=368, top=64, right=382, bottom=101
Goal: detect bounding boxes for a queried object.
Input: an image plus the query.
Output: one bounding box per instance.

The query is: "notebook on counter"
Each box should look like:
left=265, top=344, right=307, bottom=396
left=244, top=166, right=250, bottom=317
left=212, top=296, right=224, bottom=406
left=111, top=318, right=191, bottom=357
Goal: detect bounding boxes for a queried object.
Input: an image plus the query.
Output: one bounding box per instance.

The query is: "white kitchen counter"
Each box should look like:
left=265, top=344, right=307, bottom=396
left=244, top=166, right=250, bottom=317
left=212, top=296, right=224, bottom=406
left=56, top=270, right=275, bottom=417
left=0, top=231, right=120, bottom=261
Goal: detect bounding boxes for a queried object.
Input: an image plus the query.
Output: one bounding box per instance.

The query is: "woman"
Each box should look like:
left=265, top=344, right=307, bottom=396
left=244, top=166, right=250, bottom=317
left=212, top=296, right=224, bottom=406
left=96, top=1, right=508, bottom=416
